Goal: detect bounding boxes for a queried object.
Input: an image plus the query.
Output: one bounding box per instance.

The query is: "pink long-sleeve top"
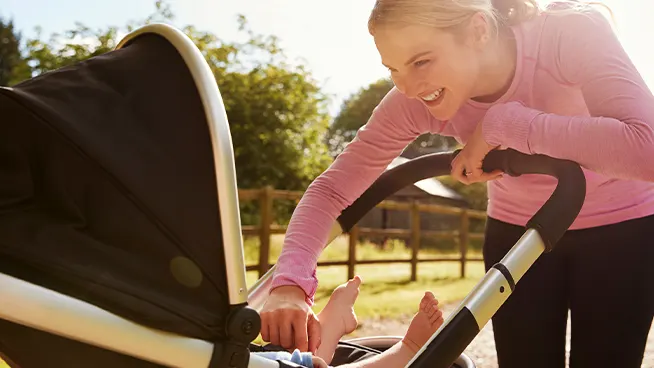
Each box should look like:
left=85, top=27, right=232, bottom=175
left=271, top=6, right=654, bottom=304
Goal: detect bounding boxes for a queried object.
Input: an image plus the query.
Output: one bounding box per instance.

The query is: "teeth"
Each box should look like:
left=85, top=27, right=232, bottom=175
left=421, top=88, right=444, bottom=101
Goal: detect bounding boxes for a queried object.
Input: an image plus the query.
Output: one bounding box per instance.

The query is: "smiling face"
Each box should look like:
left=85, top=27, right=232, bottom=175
left=373, top=18, right=488, bottom=120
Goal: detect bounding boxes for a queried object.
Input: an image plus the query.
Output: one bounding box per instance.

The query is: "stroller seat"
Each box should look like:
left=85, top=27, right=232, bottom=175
left=0, top=23, right=479, bottom=368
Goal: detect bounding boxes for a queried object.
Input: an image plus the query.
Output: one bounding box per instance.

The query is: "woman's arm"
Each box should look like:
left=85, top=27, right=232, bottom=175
left=482, top=7, right=654, bottom=181
left=270, top=89, right=429, bottom=304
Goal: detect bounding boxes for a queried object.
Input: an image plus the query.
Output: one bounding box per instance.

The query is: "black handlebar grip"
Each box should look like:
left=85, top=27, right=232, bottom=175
left=336, top=149, right=586, bottom=252
left=336, top=151, right=456, bottom=232
left=479, top=149, right=586, bottom=251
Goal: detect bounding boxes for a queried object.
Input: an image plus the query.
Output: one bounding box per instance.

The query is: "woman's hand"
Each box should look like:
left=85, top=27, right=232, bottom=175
left=259, top=285, right=322, bottom=354
left=451, top=121, right=503, bottom=184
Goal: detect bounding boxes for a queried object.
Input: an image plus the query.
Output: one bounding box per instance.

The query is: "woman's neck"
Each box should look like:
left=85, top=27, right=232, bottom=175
left=471, top=27, right=517, bottom=103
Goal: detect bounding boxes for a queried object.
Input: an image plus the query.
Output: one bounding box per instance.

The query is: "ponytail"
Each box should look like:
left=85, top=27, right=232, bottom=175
left=368, top=0, right=607, bottom=38
left=491, top=0, right=540, bottom=25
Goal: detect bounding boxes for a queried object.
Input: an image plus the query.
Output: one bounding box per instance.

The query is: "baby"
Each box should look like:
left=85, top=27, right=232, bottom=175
left=255, top=275, right=444, bottom=367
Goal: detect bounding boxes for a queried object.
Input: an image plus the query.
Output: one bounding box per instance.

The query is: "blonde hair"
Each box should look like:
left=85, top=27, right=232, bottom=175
left=367, top=0, right=613, bottom=36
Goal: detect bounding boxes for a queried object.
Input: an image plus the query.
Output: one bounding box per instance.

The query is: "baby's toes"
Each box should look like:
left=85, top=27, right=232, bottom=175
left=434, top=314, right=445, bottom=329
left=420, top=292, right=435, bottom=311
left=429, top=308, right=443, bottom=325
left=419, top=295, right=428, bottom=311
left=346, top=275, right=362, bottom=291
left=425, top=302, right=440, bottom=319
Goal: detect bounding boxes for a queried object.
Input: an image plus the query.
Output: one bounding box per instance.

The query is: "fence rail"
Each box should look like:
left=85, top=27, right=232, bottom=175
left=239, top=186, right=487, bottom=281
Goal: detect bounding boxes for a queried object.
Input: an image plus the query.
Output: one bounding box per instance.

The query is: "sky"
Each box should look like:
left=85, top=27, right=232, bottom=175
left=0, top=0, right=652, bottom=116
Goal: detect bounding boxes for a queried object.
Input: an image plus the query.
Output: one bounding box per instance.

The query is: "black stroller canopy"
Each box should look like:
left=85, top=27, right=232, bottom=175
left=0, top=31, right=230, bottom=341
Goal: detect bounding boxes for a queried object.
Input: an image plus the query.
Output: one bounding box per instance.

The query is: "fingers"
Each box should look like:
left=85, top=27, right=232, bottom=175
left=280, top=320, right=294, bottom=350
left=259, top=286, right=313, bottom=351
left=269, top=320, right=281, bottom=347
left=457, top=164, right=484, bottom=185
left=451, top=154, right=482, bottom=184
left=260, top=311, right=276, bottom=344
left=450, top=155, right=467, bottom=184
left=292, top=312, right=309, bottom=352
left=451, top=156, right=503, bottom=185
left=307, top=313, right=322, bottom=354
left=261, top=308, right=311, bottom=351
left=469, top=169, right=503, bottom=184
left=260, top=314, right=270, bottom=342
left=259, top=309, right=277, bottom=345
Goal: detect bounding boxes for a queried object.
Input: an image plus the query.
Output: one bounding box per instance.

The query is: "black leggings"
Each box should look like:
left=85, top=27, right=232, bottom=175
left=483, top=215, right=653, bottom=368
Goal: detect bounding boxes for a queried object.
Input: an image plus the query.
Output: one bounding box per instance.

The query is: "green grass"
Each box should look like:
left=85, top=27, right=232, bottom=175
left=245, top=234, right=487, bottom=320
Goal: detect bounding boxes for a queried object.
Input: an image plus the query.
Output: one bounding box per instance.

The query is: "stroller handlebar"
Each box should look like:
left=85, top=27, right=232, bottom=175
left=336, top=148, right=586, bottom=252
left=478, top=148, right=586, bottom=251
left=249, top=149, right=586, bottom=368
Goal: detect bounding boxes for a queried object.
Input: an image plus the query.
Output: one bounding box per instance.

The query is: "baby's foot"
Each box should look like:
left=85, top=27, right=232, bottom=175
left=402, top=291, right=444, bottom=354
left=318, top=275, right=362, bottom=336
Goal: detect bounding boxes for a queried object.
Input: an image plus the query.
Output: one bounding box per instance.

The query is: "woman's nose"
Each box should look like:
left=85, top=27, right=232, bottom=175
left=392, top=75, right=420, bottom=99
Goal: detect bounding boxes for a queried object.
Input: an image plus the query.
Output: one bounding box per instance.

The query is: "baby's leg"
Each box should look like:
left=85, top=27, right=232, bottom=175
left=339, top=291, right=443, bottom=368
left=315, top=276, right=362, bottom=364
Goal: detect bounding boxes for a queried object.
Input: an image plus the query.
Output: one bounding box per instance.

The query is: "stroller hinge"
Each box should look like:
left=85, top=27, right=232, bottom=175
left=210, top=304, right=261, bottom=368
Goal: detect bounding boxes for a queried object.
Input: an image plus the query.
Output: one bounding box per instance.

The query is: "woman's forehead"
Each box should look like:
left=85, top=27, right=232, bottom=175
left=374, top=25, right=450, bottom=66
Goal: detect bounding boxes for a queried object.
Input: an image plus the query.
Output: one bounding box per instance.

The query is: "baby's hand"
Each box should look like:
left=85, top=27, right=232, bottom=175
left=312, top=356, right=329, bottom=368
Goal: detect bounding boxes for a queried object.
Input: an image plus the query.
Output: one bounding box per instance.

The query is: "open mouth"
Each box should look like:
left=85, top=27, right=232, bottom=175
left=420, top=88, right=445, bottom=106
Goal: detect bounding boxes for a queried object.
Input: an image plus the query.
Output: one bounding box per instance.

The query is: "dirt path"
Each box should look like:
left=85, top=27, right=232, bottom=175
left=346, top=302, right=653, bottom=368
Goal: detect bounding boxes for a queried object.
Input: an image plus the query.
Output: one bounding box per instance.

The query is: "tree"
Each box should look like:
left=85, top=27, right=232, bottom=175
left=0, top=17, right=31, bottom=86
left=192, top=16, right=332, bottom=191
left=327, top=78, right=395, bottom=156
left=21, top=0, right=174, bottom=77
left=15, top=1, right=333, bottom=224
left=326, top=77, right=458, bottom=158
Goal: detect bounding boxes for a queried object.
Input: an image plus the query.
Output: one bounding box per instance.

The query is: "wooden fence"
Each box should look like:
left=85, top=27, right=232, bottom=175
left=238, top=186, right=487, bottom=281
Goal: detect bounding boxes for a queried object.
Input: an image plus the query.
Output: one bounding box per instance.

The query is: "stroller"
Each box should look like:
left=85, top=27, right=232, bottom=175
left=0, top=23, right=586, bottom=368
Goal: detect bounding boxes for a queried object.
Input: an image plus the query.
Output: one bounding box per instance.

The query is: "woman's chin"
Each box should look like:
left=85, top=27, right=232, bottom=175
left=426, top=103, right=457, bottom=121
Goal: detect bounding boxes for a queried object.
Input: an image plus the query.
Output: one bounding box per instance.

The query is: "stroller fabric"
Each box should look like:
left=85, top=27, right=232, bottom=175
left=0, top=32, right=232, bottom=342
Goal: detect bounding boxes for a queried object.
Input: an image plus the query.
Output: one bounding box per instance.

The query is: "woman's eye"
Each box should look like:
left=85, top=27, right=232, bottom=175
left=414, top=60, right=430, bottom=67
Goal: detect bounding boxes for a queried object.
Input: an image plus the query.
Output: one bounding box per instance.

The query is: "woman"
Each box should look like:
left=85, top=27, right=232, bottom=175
left=260, top=0, right=654, bottom=367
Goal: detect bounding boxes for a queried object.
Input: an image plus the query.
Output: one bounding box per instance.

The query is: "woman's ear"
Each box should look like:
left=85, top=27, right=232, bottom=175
left=466, top=12, right=491, bottom=48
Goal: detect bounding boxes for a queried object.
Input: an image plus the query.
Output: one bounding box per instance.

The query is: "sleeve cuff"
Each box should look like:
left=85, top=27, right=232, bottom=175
left=270, top=267, right=318, bottom=306
left=482, top=101, right=541, bottom=154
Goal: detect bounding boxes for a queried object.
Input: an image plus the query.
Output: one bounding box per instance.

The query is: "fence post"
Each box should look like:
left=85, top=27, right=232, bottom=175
left=459, top=210, right=469, bottom=278
left=258, top=186, right=274, bottom=277
left=410, top=201, right=421, bottom=282
left=348, top=225, right=358, bottom=280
